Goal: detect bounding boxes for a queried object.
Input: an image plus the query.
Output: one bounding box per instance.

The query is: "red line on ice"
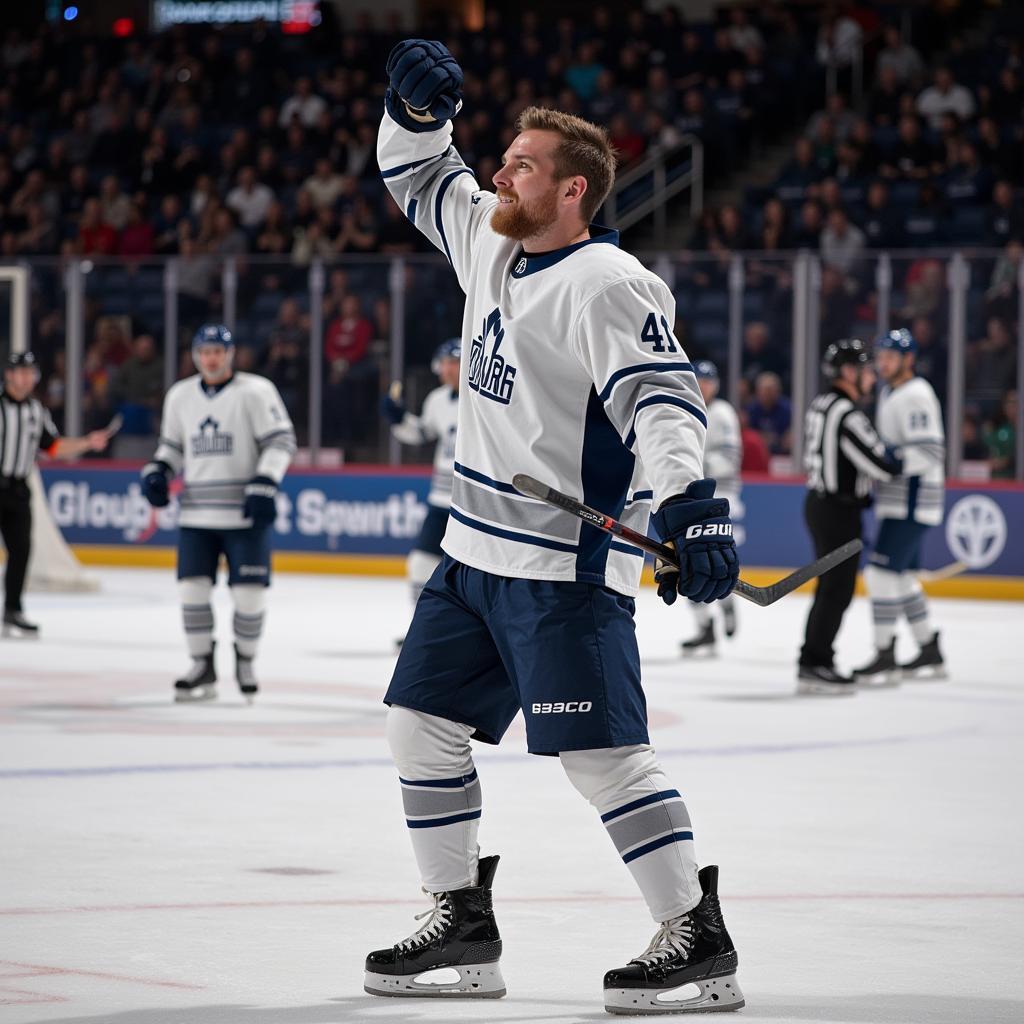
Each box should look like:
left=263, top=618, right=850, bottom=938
left=0, top=961, right=203, bottom=990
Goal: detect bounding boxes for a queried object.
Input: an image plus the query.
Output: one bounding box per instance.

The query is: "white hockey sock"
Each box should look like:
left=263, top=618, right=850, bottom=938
left=691, top=601, right=712, bottom=628
left=387, top=705, right=480, bottom=892
left=407, top=549, right=441, bottom=606
left=179, top=577, right=213, bottom=658
left=864, top=564, right=901, bottom=648
left=230, top=584, right=266, bottom=659
left=898, top=573, right=933, bottom=644
left=561, top=744, right=700, bottom=922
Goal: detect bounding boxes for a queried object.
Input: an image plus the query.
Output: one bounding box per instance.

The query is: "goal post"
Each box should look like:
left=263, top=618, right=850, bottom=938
left=0, top=263, right=99, bottom=593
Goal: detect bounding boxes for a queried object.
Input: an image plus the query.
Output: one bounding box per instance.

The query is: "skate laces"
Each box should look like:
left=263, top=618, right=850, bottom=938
left=632, top=915, right=695, bottom=966
left=398, top=891, right=453, bottom=951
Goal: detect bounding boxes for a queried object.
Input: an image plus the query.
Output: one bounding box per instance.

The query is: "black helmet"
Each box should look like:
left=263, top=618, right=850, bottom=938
left=822, top=338, right=869, bottom=379
left=5, top=350, right=38, bottom=371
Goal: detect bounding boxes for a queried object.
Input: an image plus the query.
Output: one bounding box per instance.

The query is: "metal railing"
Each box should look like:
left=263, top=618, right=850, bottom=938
left=603, top=135, right=703, bottom=246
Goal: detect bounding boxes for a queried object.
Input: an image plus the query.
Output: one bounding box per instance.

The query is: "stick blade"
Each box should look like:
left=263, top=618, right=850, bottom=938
left=512, top=474, right=549, bottom=501
left=736, top=538, right=863, bottom=607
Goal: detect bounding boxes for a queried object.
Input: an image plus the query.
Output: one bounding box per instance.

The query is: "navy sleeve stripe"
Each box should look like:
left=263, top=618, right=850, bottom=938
left=449, top=507, right=578, bottom=553
left=611, top=540, right=644, bottom=558
left=406, top=197, right=417, bottom=223
left=435, top=168, right=475, bottom=266
left=256, top=428, right=295, bottom=443
left=625, top=490, right=653, bottom=505
left=380, top=147, right=452, bottom=180
left=598, top=362, right=694, bottom=403
left=624, top=395, right=708, bottom=449
left=453, top=461, right=520, bottom=494
left=159, top=437, right=184, bottom=452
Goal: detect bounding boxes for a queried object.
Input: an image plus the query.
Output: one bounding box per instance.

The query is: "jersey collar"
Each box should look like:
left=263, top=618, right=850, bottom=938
left=200, top=374, right=234, bottom=397
left=510, top=224, right=620, bottom=279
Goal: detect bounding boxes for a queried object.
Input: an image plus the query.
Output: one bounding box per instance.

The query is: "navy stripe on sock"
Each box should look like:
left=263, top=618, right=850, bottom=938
left=406, top=809, right=482, bottom=829
left=601, top=789, right=682, bottom=823
left=622, top=830, right=694, bottom=864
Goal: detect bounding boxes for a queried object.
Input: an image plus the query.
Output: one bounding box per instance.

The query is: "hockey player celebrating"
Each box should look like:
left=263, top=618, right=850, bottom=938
left=365, top=40, right=743, bottom=1014
left=141, top=325, right=296, bottom=702
left=854, top=329, right=946, bottom=684
left=678, top=360, right=742, bottom=657
left=380, top=337, right=460, bottom=641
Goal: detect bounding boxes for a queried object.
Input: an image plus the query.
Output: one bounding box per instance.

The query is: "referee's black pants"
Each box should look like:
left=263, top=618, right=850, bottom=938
left=0, top=480, right=32, bottom=614
left=800, top=491, right=862, bottom=668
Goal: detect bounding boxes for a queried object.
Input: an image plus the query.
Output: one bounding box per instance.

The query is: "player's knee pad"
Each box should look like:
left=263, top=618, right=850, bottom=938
left=386, top=705, right=474, bottom=778
left=407, top=549, right=441, bottom=587
left=864, top=564, right=901, bottom=600
left=178, top=576, right=213, bottom=605
left=229, top=584, right=266, bottom=615
left=560, top=743, right=660, bottom=810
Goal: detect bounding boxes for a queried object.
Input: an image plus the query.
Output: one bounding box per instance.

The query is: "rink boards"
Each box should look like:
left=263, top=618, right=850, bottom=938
left=35, top=464, right=1024, bottom=599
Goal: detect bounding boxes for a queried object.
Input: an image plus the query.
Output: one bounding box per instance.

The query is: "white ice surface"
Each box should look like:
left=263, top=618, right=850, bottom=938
left=1, top=569, right=1021, bottom=1024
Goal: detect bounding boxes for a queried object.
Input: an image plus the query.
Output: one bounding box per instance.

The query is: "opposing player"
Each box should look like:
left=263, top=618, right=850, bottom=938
left=854, top=329, right=946, bottom=683
left=380, top=337, right=460, bottom=641
left=141, top=325, right=296, bottom=702
left=365, top=40, right=743, bottom=1015
left=678, top=360, right=742, bottom=656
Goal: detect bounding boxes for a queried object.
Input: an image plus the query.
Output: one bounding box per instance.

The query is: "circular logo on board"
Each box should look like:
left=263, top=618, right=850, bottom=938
left=944, top=495, right=1006, bottom=569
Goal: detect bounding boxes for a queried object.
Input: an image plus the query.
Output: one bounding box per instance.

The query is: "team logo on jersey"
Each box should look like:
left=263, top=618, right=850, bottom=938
left=191, top=415, right=234, bottom=456
left=468, top=307, right=517, bottom=405
left=514, top=257, right=527, bottom=274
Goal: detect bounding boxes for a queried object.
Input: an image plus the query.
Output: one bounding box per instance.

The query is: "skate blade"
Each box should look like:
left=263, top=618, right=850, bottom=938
left=364, top=963, right=506, bottom=999
left=796, top=680, right=856, bottom=696
left=174, top=686, right=217, bottom=703
left=681, top=646, right=717, bottom=659
left=902, top=666, right=947, bottom=682
left=1, top=624, right=39, bottom=639
left=605, top=973, right=744, bottom=1014
left=855, top=671, right=901, bottom=688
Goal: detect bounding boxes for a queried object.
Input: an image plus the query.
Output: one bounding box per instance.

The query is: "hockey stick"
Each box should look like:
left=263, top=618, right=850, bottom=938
left=103, top=413, right=124, bottom=438
left=918, top=560, right=968, bottom=583
left=512, top=474, right=862, bottom=608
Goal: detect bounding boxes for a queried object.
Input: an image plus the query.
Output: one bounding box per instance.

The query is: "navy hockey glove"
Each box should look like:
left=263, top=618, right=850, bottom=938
left=141, top=461, right=171, bottom=508
left=385, top=39, right=463, bottom=132
left=243, top=476, right=278, bottom=528
left=380, top=388, right=407, bottom=425
left=651, top=479, right=739, bottom=605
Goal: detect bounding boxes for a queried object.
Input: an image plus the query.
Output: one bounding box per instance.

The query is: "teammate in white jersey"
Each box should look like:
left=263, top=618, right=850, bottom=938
left=679, top=360, right=743, bottom=656
left=381, top=337, right=460, bottom=633
left=141, top=325, right=296, bottom=703
left=364, top=39, right=743, bottom=1015
left=853, top=329, right=946, bottom=683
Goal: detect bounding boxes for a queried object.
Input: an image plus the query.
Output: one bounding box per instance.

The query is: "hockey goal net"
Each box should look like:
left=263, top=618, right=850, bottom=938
left=0, top=265, right=99, bottom=593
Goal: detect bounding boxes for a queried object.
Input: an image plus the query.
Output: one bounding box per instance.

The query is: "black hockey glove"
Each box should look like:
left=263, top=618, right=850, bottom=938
left=651, top=479, right=739, bottom=605
left=385, top=39, right=463, bottom=132
left=380, top=392, right=407, bottom=425
left=141, top=461, right=171, bottom=508
left=243, top=476, right=278, bottom=528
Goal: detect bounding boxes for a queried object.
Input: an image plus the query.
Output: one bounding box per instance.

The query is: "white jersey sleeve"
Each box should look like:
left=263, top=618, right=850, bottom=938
left=377, top=110, right=497, bottom=293
left=875, top=377, right=945, bottom=525
left=572, top=276, right=707, bottom=510
left=152, top=381, right=188, bottom=475
left=245, top=376, right=297, bottom=484
left=704, top=398, right=742, bottom=498
left=391, top=385, right=458, bottom=508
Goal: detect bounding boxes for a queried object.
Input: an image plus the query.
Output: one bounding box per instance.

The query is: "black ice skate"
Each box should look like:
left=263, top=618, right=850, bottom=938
left=174, top=645, right=217, bottom=702
left=364, top=854, right=505, bottom=999
left=797, top=664, right=857, bottom=696
left=234, top=644, right=258, bottom=703
left=604, top=865, right=744, bottom=1015
left=2, top=609, right=39, bottom=638
left=681, top=622, right=716, bottom=658
left=852, top=641, right=900, bottom=687
left=900, top=632, right=947, bottom=681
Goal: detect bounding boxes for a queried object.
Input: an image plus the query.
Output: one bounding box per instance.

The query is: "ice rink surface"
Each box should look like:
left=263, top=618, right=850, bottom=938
left=1, top=568, right=1021, bottom=1024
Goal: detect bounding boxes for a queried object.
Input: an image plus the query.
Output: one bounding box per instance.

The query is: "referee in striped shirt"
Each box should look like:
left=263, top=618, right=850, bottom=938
left=1, top=351, right=109, bottom=636
left=798, top=339, right=901, bottom=694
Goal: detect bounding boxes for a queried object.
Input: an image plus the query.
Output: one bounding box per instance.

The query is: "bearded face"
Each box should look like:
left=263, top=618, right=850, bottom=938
left=490, top=184, right=562, bottom=241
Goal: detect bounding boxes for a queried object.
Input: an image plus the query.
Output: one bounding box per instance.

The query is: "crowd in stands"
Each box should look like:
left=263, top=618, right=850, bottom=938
left=0, top=3, right=1020, bottom=474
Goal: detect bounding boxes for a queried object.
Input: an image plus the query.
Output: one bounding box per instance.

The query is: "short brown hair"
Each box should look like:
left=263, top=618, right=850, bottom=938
left=515, top=106, right=616, bottom=224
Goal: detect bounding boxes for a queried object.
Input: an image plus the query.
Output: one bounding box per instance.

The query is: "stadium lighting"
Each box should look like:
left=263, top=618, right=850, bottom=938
left=63, top=5, right=79, bottom=20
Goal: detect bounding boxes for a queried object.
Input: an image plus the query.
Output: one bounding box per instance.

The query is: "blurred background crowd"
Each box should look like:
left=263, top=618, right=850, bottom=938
left=0, top=1, right=1020, bottom=474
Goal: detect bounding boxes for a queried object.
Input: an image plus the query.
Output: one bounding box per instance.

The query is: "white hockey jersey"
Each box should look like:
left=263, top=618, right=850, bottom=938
left=391, top=384, right=458, bottom=508
left=153, top=372, right=296, bottom=529
left=703, top=398, right=742, bottom=503
left=379, top=110, right=707, bottom=596
left=874, top=376, right=945, bottom=526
